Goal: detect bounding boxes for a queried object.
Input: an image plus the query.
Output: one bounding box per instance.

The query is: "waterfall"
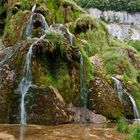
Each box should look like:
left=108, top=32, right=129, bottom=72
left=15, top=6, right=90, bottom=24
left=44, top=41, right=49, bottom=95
left=25, top=13, right=49, bottom=38
left=80, top=53, right=85, bottom=102
left=66, top=28, right=73, bottom=45
left=25, top=15, right=34, bottom=39
left=51, top=24, right=73, bottom=45
left=127, top=94, right=140, bottom=119
left=112, top=77, right=140, bottom=119
left=38, top=13, right=49, bottom=33
left=112, top=77, right=123, bottom=102
left=78, top=52, right=87, bottom=122
left=19, top=44, right=33, bottom=124
left=19, top=34, right=46, bottom=125
left=31, top=5, right=36, bottom=12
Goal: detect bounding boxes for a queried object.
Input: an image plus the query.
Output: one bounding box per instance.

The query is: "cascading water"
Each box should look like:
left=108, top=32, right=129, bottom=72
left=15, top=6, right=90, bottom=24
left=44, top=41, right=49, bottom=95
left=78, top=52, right=87, bottom=122
left=80, top=53, right=87, bottom=106
left=25, top=13, right=49, bottom=38
left=19, top=34, right=46, bottom=125
left=127, top=94, right=140, bottom=119
left=39, top=13, right=49, bottom=32
left=31, top=5, right=36, bottom=12
left=19, top=43, right=33, bottom=124
left=66, top=28, right=73, bottom=45
left=25, top=15, right=34, bottom=39
left=19, top=5, right=48, bottom=140
left=112, top=77, right=140, bottom=119
left=112, top=77, right=123, bottom=102
left=50, top=24, right=73, bottom=45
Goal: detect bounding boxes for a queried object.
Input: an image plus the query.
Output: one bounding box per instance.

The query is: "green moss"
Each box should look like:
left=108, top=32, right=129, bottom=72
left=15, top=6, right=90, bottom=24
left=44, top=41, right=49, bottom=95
left=46, top=0, right=85, bottom=23
left=77, top=44, right=94, bottom=80
left=40, top=61, right=73, bottom=103
left=45, top=29, right=65, bottom=52
left=3, top=10, right=30, bottom=46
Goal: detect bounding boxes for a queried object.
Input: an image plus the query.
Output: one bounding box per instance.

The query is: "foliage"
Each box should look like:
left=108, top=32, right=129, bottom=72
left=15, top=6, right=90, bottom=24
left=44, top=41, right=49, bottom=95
left=102, top=48, right=138, bottom=79
left=116, top=119, right=129, bottom=133
left=74, top=0, right=140, bottom=12
left=45, top=29, right=64, bottom=52
left=127, top=40, right=140, bottom=52
left=116, top=119, right=140, bottom=140
left=127, top=125, right=140, bottom=140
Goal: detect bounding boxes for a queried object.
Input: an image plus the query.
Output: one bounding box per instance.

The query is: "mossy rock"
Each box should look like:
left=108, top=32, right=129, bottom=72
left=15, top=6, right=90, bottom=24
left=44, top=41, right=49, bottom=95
left=87, top=77, right=123, bottom=120
left=26, top=85, right=70, bottom=125
left=3, top=10, right=31, bottom=47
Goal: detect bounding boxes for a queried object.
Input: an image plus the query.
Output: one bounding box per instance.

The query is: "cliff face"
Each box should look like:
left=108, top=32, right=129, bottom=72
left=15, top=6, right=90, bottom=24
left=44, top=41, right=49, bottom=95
left=0, top=0, right=140, bottom=124
left=89, top=8, right=140, bottom=40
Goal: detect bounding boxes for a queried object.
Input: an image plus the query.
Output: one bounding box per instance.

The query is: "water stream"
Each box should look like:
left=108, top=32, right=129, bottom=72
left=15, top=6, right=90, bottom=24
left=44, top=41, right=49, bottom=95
left=112, top=77, right=140, bottom=119
left=79, top=53, right=87, bottom=122
left=19, top=34, right=46, bottom=125
left=25, top=13, right=49, bottom=38
left=112, top=77, right=123, bottom=102
left=128, top=94, right=140, bottom=119
left=31, top=5, right=36, bottom=12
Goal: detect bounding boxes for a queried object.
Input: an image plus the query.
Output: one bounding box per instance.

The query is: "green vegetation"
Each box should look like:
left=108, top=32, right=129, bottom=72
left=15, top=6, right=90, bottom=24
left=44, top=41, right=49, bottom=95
left=127, top=126, right=140, bottom=140
left=116, top=119, right=129, bottom=133
left=74, top=0, right=140, bottom=12
left=116, top=119, right=140, bottom=140
left=127, top=40, right=140, bottom=52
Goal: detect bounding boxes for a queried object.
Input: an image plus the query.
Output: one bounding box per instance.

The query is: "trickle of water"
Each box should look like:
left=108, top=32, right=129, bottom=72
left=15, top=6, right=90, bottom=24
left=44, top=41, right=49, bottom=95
left=19, top=34, right=46, bottom=125
left=25, top=15, right=34, bottom=39
left=80, top=53, right=87, bottom=105
left=66, top=28, right=73, bottom=45
left=53, top=24, right=73, bottom=45
left=79, top=52, right=87, bottom=122
left=38, top=13, right=49, bottom=32
left=25, top=13, right=49, bottom=39
left=31, top=5, right=36, bottom=12
left=112, top=77, right=140, bottom=119
left=112, top=77, right=123, bottom=102
left=128, top=94, right=140, bottom=119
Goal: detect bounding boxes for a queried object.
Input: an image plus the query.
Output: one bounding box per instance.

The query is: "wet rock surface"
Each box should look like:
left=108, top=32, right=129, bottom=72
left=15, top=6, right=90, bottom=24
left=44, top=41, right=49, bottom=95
left=87, top=77, right=123, bottom=119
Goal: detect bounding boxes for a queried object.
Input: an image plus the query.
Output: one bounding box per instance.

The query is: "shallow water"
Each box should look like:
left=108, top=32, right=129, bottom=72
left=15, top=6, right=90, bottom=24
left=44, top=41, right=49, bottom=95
left=0, top=123, right=127, bottom=140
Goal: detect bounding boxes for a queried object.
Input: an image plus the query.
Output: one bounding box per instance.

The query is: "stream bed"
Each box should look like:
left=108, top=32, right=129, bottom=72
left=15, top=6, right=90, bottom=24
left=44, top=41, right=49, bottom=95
left=0, top=123, right=127, bottom=140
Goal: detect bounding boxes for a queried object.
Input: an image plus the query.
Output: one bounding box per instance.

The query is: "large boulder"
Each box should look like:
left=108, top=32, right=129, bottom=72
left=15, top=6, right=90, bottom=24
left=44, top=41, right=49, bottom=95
left=26, top=85, right=71, bottom=125
left=87, top=77, right=123, bottom=120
